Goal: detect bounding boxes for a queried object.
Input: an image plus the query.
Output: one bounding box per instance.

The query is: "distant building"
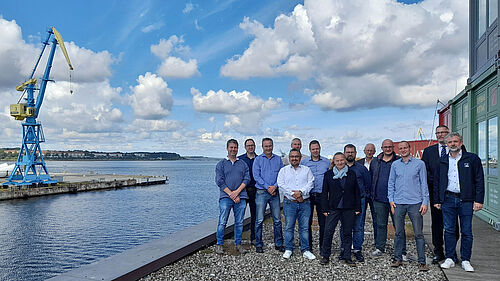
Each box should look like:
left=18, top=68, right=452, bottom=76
left=439, top=0, right=499, bottom=230
left=393, top=140, right=438, bottom=159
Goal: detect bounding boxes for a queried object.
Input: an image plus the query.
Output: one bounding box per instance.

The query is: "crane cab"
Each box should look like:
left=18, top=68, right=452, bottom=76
left=10, top=103, right=36, bottom=120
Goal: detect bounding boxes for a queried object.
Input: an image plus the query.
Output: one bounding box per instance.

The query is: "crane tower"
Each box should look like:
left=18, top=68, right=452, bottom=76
left=4, top=27, right=73, bottom=186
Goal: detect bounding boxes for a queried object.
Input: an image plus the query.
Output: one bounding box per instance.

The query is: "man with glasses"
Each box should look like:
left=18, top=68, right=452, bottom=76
left=370, top=139, right=407, bottom=260
left=356, top=143, right=378, bottom=246
left=239, top=138, right=258, bottom=243
left=422, top=125, right=459, bottom=264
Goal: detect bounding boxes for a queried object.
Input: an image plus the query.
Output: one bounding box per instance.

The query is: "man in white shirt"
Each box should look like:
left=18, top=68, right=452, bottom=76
left=277, top=148, right=315, bottom=260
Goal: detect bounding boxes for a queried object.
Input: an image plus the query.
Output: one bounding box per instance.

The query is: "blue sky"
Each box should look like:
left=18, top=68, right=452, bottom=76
left=0, top=0, right=468, bottom=157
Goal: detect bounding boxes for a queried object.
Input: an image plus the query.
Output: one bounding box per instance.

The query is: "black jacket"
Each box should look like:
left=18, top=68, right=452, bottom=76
left=421, top=144, right=440, bottom=193
left=433, top=151, right=485, bottom=204
left=369, top=152, right=400, bottom=200
left=321, top=168, right=361, bottom=213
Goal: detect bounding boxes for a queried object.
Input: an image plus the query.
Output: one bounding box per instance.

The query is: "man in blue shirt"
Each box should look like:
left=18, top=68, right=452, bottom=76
left=301, top=140, right=330, bottom=251
left=215, top=139, right=250, bottom=255
left=388, top=141, right=429, bottom=271
left=343, top=144, right=371, bottom=262
left=253, top=137, right=284, bottom=253
left=238, top=138, right=257, bottom=243
left=370, top=139, right=407, bottom=258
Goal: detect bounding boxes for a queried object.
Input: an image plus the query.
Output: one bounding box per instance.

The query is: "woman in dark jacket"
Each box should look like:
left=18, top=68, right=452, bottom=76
left=319, top=152, right=361, bottom=266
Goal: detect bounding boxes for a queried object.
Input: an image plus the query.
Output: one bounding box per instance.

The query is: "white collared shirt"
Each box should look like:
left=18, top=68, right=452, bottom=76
left=277, top=164, right=314, bottom=200
left=225, top=156, right=239, bottom=165
left=364, top=159, right=371, bottom=171
left=447, top=151, right=462, bottom=193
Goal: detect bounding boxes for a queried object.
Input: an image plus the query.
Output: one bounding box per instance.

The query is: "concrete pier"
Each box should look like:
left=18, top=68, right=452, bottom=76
left=0, top=173, right=167, bottom=201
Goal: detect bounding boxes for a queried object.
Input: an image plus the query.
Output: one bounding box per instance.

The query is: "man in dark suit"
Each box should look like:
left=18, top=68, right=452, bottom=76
left=422, top=125, right=459, bottom=264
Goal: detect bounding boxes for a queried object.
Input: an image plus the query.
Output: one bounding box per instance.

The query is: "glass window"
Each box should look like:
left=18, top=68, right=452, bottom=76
left=479, top=121, right=487, bottom=174
left=489, top=0, right=498, bottom=26
left=489, top=117, right=498, bottom=176
left=463, top=103, right=469, bottom=121
left=477, top=93, right=487, bottom=115
left=479, top=0, right=487, bottom=39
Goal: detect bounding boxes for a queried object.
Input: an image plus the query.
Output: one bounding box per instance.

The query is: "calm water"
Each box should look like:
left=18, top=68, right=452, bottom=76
left=0, top=160, right=220, bottom=281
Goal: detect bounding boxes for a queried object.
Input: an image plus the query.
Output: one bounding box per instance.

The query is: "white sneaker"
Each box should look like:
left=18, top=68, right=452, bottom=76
left=461, top=261, right=474, bottom=272
left=303, top=250, right=316, bottom=260
left=371, top=249, right=383, bottom=257
left=440, top=258, right=456, bottom=269
left=283, top=250, right=292, bottom=259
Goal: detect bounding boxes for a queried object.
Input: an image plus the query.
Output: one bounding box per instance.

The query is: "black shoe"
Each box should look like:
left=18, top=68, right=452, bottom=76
left=338, top=250, right=346, bottom=261
left=319, top=257, right=329, bottom=265
left=256, top=247, right=264, bottom=253
left=344, top=259, right=356, bottom=267
left=275, top=245, right=285, bottom=252
left=354, top=251, right=364, bottom=262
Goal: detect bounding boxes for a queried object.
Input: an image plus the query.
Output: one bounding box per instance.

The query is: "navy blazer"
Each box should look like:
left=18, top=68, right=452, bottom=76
left=421, top=144, right=440, bottom=190
left=321, top=168, right=361, bottom=213
left=434, top=151, right=485, bottom=204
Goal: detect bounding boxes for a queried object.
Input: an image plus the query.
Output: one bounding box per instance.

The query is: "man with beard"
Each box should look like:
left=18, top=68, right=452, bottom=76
left=342, top=144, right=371, bottom=262
left=434, top=132, right=484, bottom=272
left=422, top=125, right=459, bottom=264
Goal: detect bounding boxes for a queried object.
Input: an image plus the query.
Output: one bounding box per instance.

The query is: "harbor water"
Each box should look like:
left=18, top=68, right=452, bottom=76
left=0, top=160, right=220, bottom=281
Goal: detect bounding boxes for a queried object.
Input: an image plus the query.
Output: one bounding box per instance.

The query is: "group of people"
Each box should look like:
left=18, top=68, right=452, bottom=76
left=214, top=125, right=484, bottom=273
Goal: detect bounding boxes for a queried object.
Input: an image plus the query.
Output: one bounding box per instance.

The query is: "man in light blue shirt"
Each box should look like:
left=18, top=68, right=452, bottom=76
left=253, top=137, right=284, bottom=253
left=301, top=140, right=330, bottom=250
left=388, top=141, right=429, bottom=271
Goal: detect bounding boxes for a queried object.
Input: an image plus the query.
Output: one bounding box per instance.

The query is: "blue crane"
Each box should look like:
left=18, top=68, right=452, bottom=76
left=4, top=27, right=73, bottom=186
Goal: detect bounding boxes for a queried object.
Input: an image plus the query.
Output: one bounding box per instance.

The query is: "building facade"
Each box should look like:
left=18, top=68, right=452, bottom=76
left=439, top=0, right=499, bottom=230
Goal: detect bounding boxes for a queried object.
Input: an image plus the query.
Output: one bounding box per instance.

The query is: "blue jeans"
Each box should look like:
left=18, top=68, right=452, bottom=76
left=373, top=200, right=406, bottom=253
left=255, top=189, right=283, bottom=248
left=216, top=198, right=247, bottom=245
left=442, top=194, right=473, bottom=261
left=394, top=203, right=426, bottom=264
left=283, top=199, right=311, bottom=252
left=365, top=197, right=378, bottom=243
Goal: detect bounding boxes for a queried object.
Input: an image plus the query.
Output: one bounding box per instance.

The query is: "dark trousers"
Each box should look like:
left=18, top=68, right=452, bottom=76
left=308, top=193, right=326, bottom=249
left=321, top=209, right=355, bottom=260
left=246, top=187, right=257, bottom=241
left=429, top=190, right=459, bottom=256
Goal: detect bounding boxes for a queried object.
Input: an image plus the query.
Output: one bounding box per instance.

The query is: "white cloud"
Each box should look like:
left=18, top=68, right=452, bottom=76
left=0, top=17, right=114, bottom=90
left=183, top=3, right=195, bottom=14
left=151, top=36, right=200, bottom=78
left=130, top=119, right=184, bottom=132
left=141, top=22, right=164, bottom=33
left=191, top=88, right=281, bottom=114
left=220, top=0, right=468, bottom=110
left=129, top=72, right=173, bottom=120
left=201, top=131, right=223, bottom=143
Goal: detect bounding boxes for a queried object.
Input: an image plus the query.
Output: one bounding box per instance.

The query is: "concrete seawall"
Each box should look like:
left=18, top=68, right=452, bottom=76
left=0, top=174, right=167, bottom=201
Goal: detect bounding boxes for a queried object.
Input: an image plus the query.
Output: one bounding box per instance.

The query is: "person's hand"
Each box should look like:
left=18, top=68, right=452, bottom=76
left=434, top=204, right=441, bottom=210
left=229, top=191, right=238, bottom=201
left=267, top=185, right=277, bottom=195
left=355, top=211, right=360, bottom=215
left=296, top=195, right=304, bottom=203
left=473, top=202, right=483, bottom=211
left=323, top=212, right=329, bottom=217
left=292, top=190, right=301, bottom=199
left=420, top=204, right=428, bottom=216
left=390, top=202, right=396, bottom=215
left=234, top=196, right=240, bottom=203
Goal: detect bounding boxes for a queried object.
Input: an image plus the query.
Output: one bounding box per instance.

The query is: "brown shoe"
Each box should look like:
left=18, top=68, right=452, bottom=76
left=236, top=244, right=247, bottom=255
left=391, top=260, right=402, bottom=268
left=419, top=264, right=429, bottom=272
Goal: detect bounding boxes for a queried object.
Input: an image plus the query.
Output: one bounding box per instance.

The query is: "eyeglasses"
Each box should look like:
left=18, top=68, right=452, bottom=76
left=435, top=131, right=449, bottom=135
left=289, top=156, right=301, bottom=159
left=382, top=146, right=393, bottom=149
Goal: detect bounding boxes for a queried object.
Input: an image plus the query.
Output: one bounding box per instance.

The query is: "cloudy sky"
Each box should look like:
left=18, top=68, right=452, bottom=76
left=0, top=0, right=468, bottom=157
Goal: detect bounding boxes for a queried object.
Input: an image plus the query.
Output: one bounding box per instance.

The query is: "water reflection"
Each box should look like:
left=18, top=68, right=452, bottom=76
left=0, top=160, right=219, bottom=280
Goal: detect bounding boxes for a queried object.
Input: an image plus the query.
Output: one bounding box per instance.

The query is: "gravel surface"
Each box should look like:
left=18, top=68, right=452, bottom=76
left=142, top=213, right=446, bottom=281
